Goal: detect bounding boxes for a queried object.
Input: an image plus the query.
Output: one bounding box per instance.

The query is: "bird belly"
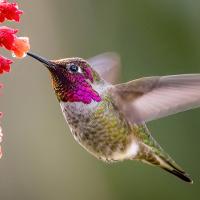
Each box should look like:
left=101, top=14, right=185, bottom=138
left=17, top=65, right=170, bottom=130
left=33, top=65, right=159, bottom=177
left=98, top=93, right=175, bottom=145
left=71, top=127, right=139, bottom=162
left=60, top=99, right=139, bottom=162
left=65, top=113, right=139, bottom=162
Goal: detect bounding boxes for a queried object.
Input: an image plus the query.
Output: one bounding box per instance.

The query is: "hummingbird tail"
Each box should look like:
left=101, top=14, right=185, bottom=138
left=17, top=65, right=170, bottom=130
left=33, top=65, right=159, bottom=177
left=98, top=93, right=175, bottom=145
left=162, top=165, right=192, bottom=183
left=140, top=148, right=193, bottom=183
left=157, top=155, right=193, bottom=183
left=135, top=124, right=193, bottom=183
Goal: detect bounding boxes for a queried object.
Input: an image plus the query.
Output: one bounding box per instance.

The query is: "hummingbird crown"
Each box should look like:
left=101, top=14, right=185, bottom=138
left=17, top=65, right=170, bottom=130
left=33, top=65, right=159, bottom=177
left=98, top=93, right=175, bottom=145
left=49, top=58, right=102, bottom=104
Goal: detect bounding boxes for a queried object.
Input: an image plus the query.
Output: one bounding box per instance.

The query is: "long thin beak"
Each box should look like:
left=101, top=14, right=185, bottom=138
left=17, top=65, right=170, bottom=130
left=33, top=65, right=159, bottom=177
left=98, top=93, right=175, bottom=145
left=27, top=52, right=55, bottom=69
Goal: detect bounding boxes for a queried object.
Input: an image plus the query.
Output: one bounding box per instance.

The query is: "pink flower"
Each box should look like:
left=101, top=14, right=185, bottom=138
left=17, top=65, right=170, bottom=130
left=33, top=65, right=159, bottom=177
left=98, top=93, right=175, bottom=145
left=0, top=26, right=30, bottom=58
left=0, top=0, right=23, bottom=23
left=0, top=26, right=18, bottom=50
left=12, top=37, right=30, bottom=58
left=0, top=55, right=12, bottom=74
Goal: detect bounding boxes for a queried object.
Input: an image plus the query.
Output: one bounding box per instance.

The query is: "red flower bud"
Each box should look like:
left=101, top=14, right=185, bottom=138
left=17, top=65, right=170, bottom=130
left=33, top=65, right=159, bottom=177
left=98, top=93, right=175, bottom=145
left=0, top=55, right=12, bottom=74
left=0, top=0, right=23, bottom=23
left=0, top=26, right=18, bottom=50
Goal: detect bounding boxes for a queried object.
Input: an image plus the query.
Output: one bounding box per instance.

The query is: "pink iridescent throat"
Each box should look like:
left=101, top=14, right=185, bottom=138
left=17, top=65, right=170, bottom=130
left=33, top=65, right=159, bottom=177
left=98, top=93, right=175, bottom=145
left=52, top=64, right=102, bottom=104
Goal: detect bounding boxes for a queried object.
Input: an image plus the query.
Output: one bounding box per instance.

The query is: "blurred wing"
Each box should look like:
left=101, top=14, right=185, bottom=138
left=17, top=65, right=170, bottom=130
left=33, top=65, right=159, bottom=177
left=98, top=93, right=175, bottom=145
left=111, top=74, right=200, bottom=123
left=87, top=52, right=121, bottom=84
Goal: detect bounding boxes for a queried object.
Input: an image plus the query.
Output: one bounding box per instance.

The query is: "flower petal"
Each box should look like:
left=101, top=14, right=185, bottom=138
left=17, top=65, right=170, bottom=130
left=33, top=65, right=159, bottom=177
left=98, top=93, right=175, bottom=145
left=0, top=26, right=18, bottom=50
left=12, top=37, right=30, bottom=58
left=0, top=55, right=13, bottom=74
left=0, top=0, right=23, bottom=23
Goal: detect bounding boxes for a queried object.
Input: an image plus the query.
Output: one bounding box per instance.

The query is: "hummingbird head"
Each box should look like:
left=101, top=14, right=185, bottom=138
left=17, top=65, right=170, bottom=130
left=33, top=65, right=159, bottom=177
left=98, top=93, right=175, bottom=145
left=27, top=52, right=102, bottom=104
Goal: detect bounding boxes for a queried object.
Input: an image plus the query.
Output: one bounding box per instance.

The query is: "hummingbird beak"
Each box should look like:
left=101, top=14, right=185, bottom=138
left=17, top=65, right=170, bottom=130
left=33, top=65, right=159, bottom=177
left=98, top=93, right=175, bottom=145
left=27, top=52, right=55, bottom=70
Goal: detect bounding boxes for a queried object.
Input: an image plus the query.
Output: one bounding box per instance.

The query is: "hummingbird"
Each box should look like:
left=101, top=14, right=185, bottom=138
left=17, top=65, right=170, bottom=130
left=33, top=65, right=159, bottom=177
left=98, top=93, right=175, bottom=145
left=27, top=52, right=200, bottom=183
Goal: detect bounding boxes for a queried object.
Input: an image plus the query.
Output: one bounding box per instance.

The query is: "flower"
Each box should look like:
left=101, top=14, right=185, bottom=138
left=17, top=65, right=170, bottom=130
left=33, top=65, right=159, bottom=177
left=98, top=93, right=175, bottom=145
left=0, top=0, right=26, bottom=160
left=0, top=55, right=12, bottom=74
left=12, top=37, right=30, bottom=58
left=0, top=26, right=18, bottom=50
left=0, top=26, right=30, bottom=58
left=0, top=0, right=23, bottom=23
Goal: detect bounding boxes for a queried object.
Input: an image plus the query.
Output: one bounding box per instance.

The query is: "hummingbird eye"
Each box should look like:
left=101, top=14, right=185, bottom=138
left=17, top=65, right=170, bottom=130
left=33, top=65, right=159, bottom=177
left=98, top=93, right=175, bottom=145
left=68, top=64, right=82, bottom=73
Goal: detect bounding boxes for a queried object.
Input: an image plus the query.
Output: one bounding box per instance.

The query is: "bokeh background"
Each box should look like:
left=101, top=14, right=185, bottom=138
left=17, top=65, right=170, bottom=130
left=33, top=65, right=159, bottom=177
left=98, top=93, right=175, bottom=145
left=1, top=0, right=200, bottom=199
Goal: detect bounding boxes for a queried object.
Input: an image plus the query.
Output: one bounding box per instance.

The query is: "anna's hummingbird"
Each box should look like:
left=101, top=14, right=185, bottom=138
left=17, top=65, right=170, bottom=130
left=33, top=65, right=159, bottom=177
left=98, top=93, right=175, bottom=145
left=27, top=52, right=200, bottom=183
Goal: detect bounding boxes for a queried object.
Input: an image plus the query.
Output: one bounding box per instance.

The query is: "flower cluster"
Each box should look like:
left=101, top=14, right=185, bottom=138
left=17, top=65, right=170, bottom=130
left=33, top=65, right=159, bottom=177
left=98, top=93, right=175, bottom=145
left=0, top=0, right=30, bottom=158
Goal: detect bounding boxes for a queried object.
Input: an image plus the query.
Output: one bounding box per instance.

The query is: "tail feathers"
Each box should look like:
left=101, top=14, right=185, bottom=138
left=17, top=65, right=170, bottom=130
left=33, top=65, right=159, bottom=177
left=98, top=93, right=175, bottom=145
left=163, top=167, right=192, bottom=183
left=139, top=144, right=193, bottom=183
left=138, top=125, right=193, bottom=183
left=156, top=155, right=193, bottom=183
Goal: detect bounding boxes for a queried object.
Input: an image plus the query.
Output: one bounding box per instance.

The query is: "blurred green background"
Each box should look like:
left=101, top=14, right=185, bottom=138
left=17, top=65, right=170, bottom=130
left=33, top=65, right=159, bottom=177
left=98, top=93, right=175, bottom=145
left=0, top=0, right=200, bottom=199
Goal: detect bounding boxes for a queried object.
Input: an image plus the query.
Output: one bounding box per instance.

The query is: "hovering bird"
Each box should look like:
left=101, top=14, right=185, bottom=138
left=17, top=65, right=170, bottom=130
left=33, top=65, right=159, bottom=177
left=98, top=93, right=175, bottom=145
left=27, top=52, right=200, bottom=183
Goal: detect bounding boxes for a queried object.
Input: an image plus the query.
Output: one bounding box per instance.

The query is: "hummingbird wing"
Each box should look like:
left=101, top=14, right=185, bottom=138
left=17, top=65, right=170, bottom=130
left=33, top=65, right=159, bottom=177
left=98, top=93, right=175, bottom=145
left=87, top=52, right=121, bottom=84
left=111, top=74, right=200, bottom=123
